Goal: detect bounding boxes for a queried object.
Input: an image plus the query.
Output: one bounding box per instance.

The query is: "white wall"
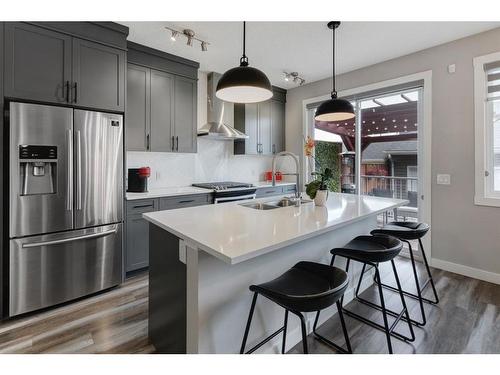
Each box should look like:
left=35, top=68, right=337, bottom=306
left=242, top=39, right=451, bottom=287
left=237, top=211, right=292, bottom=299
left=126, top=71, right=292, bottom=188
left=285, top=27, right=500, bottom=279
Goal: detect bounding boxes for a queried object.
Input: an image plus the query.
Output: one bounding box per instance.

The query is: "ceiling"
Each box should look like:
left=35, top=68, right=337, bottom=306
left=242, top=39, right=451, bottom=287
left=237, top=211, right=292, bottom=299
left=121, top=21, right=500, bottom=89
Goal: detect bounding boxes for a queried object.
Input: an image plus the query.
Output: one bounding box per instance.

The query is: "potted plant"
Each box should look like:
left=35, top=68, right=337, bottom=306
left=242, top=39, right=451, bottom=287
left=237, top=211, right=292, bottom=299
left=305, top=168, right=333, bottom=206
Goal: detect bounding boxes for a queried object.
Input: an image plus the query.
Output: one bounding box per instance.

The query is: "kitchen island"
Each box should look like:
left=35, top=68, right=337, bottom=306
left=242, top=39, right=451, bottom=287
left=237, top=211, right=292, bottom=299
left=143, top=193, right=407, bottom=354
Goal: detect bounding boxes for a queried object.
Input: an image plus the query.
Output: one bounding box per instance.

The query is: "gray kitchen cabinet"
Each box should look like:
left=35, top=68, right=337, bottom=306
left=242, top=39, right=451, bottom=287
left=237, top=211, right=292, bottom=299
left=150, top=69, right=174, bottom=152
left=4, top=22, right=72, bottom=104
left=271, top=99, right=286, bottom=154
left=126, top=214, right=151, bottom=272
left=125, top=199, right=158, bottom=273
left=126, top=64, right=150, bottom=151
left=4, top=22, right=127, bottom=111
left=159, top=193, right=212, bottom=210
left=174, top=76, right=197, bottom=153
left=124, top=193, right=210, bottom=275
left=234, top=86, right=286, bottom=155
left=72, top=38, right=125, bottom=111
left=125, top=43, right=198, bottom=154
left=259, top=101, right=272, bottom=155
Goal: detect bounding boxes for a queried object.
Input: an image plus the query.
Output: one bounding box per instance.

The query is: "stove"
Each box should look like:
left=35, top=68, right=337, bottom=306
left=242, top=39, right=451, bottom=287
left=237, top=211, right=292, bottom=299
left=192, top=181, right=254, bottom=191
left=192, top=181, right=257, bottom=203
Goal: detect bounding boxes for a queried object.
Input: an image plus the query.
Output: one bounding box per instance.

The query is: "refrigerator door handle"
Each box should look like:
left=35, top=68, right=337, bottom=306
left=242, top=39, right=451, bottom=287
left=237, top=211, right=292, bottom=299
left=76, top=130, right=82, bottom=210
left=21, top=227, right=118, bottom=248
left=66, top=129, right=73, bottom=211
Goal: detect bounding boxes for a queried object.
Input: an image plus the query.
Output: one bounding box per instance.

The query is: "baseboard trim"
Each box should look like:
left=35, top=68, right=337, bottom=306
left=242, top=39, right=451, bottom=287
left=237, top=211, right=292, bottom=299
left=431, top=258, right=500, bottom=285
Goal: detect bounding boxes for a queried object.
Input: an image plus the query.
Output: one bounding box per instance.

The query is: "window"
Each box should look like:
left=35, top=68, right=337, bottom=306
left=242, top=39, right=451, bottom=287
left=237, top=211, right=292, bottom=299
left=474, top=52, right=500, bottom=206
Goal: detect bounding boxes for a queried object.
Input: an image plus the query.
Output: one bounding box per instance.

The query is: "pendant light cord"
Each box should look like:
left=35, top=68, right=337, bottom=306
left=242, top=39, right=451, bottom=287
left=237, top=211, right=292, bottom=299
left=240, top=21, right=249, bottom=67
left=331, top=24, right=337, bottom=99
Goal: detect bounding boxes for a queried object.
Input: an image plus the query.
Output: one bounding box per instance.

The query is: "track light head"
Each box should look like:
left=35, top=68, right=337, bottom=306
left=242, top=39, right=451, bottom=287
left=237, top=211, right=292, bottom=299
left=201, top=41, right=208, bottom=52
left=170, top=30, right=178, bottom=41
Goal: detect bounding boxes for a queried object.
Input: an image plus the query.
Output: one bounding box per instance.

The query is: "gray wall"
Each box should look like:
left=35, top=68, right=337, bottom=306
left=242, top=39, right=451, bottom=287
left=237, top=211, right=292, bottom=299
left=286, top=27, right=500, bottom=275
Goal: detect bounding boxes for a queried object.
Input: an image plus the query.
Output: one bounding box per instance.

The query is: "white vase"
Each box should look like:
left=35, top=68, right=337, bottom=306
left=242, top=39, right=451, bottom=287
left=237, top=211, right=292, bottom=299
left=314, top=189, right=329, bottom=206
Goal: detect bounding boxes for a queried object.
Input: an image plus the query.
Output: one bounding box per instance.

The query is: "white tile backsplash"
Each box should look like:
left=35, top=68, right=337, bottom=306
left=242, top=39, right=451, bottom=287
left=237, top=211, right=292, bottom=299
left=126, top=138, right=295, bottom=189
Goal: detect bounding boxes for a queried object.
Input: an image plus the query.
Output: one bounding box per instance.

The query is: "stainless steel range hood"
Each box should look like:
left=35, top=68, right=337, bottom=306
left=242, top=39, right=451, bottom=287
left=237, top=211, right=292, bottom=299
left=198, top=72, right=248, bottom=140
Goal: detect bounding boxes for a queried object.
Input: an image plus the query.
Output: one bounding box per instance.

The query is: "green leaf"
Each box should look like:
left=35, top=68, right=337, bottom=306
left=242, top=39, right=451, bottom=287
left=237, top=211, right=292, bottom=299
left=305, top=180, right=321, bottom=199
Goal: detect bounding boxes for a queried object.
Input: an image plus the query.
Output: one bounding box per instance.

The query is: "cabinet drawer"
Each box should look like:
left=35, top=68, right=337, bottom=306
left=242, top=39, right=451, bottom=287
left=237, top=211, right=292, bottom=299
left=126, top=199, right=158, bottom=215
left=282, top=185, right=297, bottom=194
left=159, top=194, right=211, bottom=210
left=256, top=186, right=283, bottom=197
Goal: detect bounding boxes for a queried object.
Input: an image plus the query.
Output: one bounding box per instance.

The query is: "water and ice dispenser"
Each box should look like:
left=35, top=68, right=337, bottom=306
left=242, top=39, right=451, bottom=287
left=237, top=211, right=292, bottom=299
left=19, top=145, right=58, bottom=196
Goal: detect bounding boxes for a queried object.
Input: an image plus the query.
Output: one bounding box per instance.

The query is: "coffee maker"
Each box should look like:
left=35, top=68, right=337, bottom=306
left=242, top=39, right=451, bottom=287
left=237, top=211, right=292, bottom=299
left=127, top=167, right=151, bottom=193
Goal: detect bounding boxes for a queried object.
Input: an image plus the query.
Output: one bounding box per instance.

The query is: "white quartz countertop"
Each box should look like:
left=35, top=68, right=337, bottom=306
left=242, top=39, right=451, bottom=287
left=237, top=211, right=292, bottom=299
left=143, top=193, right=408, bottom=265
left=125, top=181, right=296, bottom=200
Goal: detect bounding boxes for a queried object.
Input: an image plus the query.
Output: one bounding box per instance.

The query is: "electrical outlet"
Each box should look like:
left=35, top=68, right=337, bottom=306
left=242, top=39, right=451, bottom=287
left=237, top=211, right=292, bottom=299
left=448, top=64, right=456, bottom=74
left=437, top=174, right=451, bottom=185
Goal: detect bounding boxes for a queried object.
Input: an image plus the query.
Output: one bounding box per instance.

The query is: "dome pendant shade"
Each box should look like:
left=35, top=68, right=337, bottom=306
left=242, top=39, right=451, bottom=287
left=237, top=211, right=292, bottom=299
left=216, top=21, right=273, bottom=104
left=216, top=65, right=273, bottom=103
left=314, top=97, right=355, bottom=122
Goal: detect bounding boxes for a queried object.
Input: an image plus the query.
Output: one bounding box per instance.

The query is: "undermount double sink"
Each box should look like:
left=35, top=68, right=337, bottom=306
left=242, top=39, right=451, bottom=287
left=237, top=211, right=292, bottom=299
left=240, top=198, right=312, bottom=210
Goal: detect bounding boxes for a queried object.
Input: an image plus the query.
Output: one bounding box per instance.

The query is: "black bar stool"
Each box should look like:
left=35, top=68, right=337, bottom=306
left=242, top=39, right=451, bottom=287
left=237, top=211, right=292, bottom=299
left=240, top=261, right=352, bottom=354
left=371, top=222, right=438, bottom=327
left=330, top=234, right=415, bottom=354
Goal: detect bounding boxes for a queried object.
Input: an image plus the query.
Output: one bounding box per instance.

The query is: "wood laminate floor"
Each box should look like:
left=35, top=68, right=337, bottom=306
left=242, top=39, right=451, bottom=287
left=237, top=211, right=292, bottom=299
left=0, top=258, right=499, bottom=354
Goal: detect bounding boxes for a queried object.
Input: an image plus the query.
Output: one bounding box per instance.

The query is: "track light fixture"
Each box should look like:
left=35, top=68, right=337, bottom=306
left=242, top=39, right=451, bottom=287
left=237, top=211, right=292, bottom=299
left=283, top=71, right=305, bottom=86
left=165, top=26, right=210, bottom=52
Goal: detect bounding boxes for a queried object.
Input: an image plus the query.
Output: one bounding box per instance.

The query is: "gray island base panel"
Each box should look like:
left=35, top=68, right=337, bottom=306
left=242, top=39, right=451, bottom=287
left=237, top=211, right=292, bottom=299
left=145, top=193, right=407, bottom=353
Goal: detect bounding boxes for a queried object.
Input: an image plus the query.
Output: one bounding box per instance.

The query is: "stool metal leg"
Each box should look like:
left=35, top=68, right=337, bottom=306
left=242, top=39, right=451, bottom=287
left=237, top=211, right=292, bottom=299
left=375, top=266, right=393, bottom=354
left=312, top=301, right=352, bottom=354
left=298, top=313, right=309, bottom=354
left=240, top=292, right=258, bottom=354
left=281, top=310, right=289, bottom=354
left=390, top=259, right=416, bottom=342
left=418, top=238, right=439, bottom=304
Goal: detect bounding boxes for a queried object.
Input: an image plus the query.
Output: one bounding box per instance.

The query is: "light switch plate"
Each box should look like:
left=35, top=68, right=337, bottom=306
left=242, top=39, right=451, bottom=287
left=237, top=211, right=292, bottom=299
left=437, top=174, right=451, bottom=185
left=448, top=64, right=456, bottom=74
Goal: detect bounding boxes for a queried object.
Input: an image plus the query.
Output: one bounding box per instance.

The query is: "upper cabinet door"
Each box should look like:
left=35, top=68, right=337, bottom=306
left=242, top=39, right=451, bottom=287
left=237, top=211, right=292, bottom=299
left=174, top=76, right=197, bottom=153
left=126, top=64, right=150, bottom=151
left=72, top=38, right=125, bottom=112
left=258, top=101, right=272, bottom=155
left=4, top=23, right=72, bottom=104
left=271, top=100, right=285, bottom=154
left=150, top=69, right=174, bottom=152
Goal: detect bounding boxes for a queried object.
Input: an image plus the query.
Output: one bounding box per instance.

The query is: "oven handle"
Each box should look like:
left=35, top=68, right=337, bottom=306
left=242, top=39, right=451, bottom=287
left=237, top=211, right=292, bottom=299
left=22, top=227, right=118, bottom=248
left=214, top=193, right=256, bottom=204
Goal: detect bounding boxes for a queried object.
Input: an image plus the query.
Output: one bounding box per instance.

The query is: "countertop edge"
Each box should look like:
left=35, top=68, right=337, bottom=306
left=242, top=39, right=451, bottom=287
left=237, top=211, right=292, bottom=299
left=143, top=198, right=408, bottom=265
left=126, top=182, right=296, bottom=201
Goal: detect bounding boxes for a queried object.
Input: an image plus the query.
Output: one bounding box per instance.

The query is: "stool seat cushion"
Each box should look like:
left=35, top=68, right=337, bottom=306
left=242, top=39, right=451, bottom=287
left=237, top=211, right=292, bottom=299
left=250, top=261, right=348, bottom=312
left=371, top=221, right=429, bottom=240
left=331, top=234, right=403, bottom=263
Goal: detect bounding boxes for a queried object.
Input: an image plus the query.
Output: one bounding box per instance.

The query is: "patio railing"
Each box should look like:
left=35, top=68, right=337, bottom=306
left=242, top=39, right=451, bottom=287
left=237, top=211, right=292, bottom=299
left=361, top=175, right=418, bottom=204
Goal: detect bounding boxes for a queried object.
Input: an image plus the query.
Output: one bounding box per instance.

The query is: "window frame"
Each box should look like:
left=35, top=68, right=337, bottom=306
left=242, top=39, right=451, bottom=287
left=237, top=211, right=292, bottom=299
left=474, top=51, right=500, bottom=207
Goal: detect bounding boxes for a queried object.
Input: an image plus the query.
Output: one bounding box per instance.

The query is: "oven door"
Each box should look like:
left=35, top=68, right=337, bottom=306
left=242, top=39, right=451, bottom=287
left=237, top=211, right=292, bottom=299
left=214, top=191, right=257, bottom=204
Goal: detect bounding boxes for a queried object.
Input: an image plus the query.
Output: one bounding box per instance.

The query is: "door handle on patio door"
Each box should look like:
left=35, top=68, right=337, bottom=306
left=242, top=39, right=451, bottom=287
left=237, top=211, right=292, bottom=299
left=76, top=130, right=82, bottom=210
left=66, top=129, right=73, bottom=211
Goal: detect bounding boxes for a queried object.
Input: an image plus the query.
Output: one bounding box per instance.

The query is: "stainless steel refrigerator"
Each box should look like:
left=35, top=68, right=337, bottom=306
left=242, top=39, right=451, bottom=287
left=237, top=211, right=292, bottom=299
left=8, top=102, right=123, bottom=317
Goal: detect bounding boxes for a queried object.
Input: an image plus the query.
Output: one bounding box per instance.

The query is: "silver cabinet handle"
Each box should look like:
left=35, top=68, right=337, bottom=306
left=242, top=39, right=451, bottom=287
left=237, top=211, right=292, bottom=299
left=22, top=227, right=118, bottom=248
left=171, top=135, right=175, bottom=151
left=272, top=144, right=276, bottom=154
left=176, top=136, right=179, bottom=151
left=76, top=130, right=82, bottom=210
left=66, top=129, right=73, bottom=211
left=146, top=134, right=150, bottom=150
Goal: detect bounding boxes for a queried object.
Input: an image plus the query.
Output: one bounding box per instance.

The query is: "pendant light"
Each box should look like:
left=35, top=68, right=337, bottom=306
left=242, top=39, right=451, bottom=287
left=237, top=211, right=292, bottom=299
left=216, top=22, right=273, bottom=103
left=315, top=21, right=355, bottom=122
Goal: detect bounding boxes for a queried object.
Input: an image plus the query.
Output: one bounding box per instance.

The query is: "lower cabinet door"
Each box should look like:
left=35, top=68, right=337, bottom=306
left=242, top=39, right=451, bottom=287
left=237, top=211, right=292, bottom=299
left=126, top=214, right=150, bottom=272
